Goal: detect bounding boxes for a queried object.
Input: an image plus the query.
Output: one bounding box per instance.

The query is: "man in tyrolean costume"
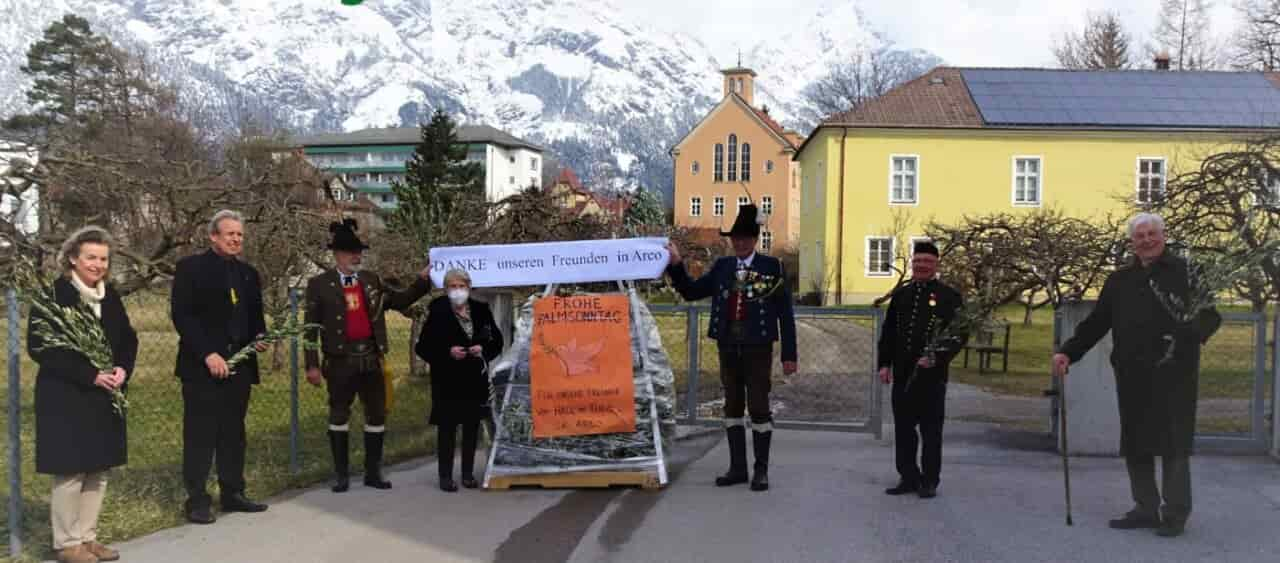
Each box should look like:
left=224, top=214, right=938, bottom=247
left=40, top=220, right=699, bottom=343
left=304, top=219, right=433, bottom=492
left=877, top=241, right=963, bottom=499
left=665, top=204, right=798, bottom=492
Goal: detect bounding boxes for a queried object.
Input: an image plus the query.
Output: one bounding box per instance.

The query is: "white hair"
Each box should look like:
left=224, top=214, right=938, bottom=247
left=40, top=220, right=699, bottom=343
left=443, top=268, right=472, bottom=287
left=208, top=209, right=244, bottom=236
left=1127, top=212, right=1165, bottom=238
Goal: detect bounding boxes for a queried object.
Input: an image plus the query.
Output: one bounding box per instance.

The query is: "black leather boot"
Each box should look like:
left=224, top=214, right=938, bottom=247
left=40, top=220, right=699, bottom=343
left=750, top=430, right=771, bottom=492
left=363, top=431, right=392, bottom=489
left=715, top=426, right=749, bottom=486
left=329, top=430, right=350, bottom=493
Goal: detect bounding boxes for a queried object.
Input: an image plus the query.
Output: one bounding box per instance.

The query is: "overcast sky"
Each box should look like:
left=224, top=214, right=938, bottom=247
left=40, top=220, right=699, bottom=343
left=622, top=0, right=1240, bottom=67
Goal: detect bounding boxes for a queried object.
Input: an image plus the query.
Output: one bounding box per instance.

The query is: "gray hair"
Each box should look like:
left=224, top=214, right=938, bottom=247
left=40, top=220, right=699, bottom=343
left=57, top=225, right=113, bottom=272
left=208, top=209, right=244, bottom=236
left=1127, top=212, right=1166, bottom=238
left=443, top=268, right=472, bottom=287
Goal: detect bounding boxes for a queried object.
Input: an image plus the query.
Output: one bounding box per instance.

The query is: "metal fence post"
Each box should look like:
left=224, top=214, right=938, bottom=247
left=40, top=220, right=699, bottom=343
left=289, top=289, right=300, bottom=474
left=1254, top=314, right=1268, bottom=448
left=1273, top=315, right=1279, bottom=459
left=685, top=305, right=700, bottom=423
left=870, top=308, right=883, bottom=440
left=8, top=288, right=23, bottom=557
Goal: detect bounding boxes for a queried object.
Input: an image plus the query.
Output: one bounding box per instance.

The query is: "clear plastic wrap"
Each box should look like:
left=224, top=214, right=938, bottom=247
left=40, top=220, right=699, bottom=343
left=484, top=287, right=677, bottom=484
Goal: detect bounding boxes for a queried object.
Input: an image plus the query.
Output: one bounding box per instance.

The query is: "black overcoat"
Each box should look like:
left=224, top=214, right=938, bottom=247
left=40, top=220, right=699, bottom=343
left=1059, top=252, right=1222, bottom=457
left=28, top=277, right=138, bottom=475
left=877, top=279, right=965, bottom=385
left=416, top=296, right=503, bottom=426
left=170, top=249, right=267, bottom=383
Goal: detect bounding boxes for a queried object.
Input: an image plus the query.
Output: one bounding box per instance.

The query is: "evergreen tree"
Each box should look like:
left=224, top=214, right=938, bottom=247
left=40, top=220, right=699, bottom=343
left=6, top=14, right=119, bottom=129
left=388, top=109, right=485, bottom=251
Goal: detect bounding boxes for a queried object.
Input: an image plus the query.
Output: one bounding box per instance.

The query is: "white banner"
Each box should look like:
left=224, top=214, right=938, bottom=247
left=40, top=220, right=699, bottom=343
left=428, top=237, right=670, bottom=288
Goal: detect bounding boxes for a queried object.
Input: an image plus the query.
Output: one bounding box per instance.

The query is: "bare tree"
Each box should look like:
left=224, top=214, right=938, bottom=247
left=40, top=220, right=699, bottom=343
left=1149, top=0, right=1221, bottom=70
left=1232, top=0, right=1280, bottom=70
left=1053, top=11, right=1135, bottom=69
left=1138, top=136, right=1280, bottom=311
left=801, top=46, right=941, bottom=127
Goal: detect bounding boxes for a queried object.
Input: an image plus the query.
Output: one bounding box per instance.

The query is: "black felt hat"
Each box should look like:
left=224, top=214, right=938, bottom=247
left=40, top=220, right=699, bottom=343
left=720, top=204, right=763, bottom=238
left=327, top=218, right=368, bottom=252
left=913, top=240, right=939, bottom=257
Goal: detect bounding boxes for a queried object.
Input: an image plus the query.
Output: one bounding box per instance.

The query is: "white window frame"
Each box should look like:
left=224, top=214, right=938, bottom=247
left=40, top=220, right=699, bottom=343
left=691, top=161, right=700, bottom=175
left=530, top=157, right=538, bottom=171
left=1254, top=168, right=1280, bottom=207
left=865, top=236, right=895, bottom=277
left=1136, top=156, right=1167, bottom=204
left=713, top=196, right=725, bottom=216
left=761, top=230, right=773, bottom=252
left=690, top=196, right=702, bottom=217
left=765, top=160, right=774, bottom=174
left=761, top=195, right=773, bottom=216
left=1011, top=156, right=1043, bottom=207
left=736, top=195, right=749, bottom=214
left=888, top=154, right=920, bottom=205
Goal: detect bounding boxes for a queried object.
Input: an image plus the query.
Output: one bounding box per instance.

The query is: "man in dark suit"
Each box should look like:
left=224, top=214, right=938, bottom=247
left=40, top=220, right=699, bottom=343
left=171, top=210, right=269, bottom=524
left=877, top=241, right=963, bottom=499
left=665, top=204, right=797, bottom=492
left=304, top=219, right=432, bottom=493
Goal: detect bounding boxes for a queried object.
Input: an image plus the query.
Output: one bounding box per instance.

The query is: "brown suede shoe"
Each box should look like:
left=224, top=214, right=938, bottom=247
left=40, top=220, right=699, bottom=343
left=86, top=541, right=120, bottom=561
left=56, top=544, right=98, bottom=563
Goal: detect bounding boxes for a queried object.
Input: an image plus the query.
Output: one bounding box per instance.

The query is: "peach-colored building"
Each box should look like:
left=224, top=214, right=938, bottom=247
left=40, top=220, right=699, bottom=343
left=670, top=67, right=804, bottom=253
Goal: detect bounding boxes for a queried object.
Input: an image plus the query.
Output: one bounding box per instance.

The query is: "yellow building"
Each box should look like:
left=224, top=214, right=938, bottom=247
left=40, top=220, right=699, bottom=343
left=671, top=67, right=805, bottom=253
left=796, top=66, right=1280, bottom=304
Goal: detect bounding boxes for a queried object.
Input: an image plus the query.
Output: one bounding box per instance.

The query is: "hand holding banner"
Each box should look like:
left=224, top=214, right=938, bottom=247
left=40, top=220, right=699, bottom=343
left=428, top=237, right=669, bottom=288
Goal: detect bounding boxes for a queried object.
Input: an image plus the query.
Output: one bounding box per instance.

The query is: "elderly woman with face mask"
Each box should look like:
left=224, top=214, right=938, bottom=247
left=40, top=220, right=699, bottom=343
left=27, top=226, right=138, bottom=563
left=415, top=269, right=503, bottom=491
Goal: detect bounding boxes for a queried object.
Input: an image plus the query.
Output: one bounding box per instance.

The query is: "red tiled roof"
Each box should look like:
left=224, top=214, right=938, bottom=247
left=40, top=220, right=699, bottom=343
left=556, top=167, right=584, bottom=191
left=822, top=67, right=983, bottom=128
left=750, top=105, right=796, bottom=148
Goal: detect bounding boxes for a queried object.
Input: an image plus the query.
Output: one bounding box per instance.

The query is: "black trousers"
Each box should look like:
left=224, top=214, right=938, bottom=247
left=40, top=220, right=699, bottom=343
left=324, top=353, right=386, bottom=427
left=437, top=422, right=479, bottom=479
left=1126, top=454, right=1192, bottom=522
left=891, top=378, right=946, bottom=487
left=717, top=342, right=774, bottom=425
left=182, top=377, right=252, bottom=505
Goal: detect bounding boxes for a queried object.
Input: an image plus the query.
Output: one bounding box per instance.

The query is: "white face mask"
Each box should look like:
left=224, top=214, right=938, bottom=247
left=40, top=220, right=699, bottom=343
left=448, top=288, right=469, bottom=305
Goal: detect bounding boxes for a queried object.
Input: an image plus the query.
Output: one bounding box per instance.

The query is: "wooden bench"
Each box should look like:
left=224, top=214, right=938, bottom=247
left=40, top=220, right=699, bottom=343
left=962, top=320, right=1010, bottom=374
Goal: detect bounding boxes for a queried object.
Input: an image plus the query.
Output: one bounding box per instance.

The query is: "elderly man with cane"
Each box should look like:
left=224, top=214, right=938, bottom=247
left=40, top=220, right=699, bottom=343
left=1053, top=212, right=1220, bottom=537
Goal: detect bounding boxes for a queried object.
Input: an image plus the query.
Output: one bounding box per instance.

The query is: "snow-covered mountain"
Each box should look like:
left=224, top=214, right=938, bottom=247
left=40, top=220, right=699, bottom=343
left=0, top=0, right=940, bottom=200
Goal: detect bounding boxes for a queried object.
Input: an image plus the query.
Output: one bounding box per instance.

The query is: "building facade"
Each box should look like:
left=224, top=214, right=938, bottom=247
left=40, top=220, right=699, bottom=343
left=796, top=66, right=1280, bottom=304
left=671, top=67, right=805, bottom=254
left=291, top=125, right=544, bottom=210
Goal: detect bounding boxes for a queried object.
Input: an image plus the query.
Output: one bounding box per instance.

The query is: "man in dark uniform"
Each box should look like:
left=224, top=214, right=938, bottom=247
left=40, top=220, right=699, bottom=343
left=1053, top=213, right=1220, bottom=537
left=665, top=204, right=798, bottom=492
left=304, top=219, right=433, bottom=492
left=877, top=241, right=963, bottom=499
left=171, top=210, right=270, bottom=524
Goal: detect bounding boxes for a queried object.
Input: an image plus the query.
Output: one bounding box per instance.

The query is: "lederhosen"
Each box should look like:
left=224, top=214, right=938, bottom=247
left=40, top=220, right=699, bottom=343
left=324, top=273, right=386, bottom=429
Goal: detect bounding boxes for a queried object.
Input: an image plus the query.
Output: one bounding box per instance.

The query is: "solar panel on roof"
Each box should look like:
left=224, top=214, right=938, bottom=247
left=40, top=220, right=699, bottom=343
left=960, top=69, right=1280, bottom=128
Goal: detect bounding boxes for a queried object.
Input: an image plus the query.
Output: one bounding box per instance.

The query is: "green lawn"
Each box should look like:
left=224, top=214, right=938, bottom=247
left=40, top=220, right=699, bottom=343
left=1, top=293, right=434, bottom=562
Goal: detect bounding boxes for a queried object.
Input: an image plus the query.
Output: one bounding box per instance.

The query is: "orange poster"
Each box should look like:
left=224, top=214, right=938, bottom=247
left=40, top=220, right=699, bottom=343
left=530, top=295, right=636, bottom=438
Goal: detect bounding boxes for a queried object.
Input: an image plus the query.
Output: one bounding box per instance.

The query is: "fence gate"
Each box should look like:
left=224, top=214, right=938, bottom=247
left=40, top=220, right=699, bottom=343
left=1052, top=304, right=1273, bottom=454
left=650, top=304, right=884, bottom=437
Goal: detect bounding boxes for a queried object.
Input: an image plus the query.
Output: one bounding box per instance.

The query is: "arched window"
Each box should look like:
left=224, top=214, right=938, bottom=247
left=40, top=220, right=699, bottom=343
left=727, top=134, right=738, bottom=182
left=713, top=144, right=724, bottom=182
left=741, top=143, right=751, bottom=182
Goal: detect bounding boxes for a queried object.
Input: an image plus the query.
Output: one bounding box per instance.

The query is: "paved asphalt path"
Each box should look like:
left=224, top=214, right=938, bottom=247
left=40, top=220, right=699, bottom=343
left=105, top=424, right=1280, bottom=563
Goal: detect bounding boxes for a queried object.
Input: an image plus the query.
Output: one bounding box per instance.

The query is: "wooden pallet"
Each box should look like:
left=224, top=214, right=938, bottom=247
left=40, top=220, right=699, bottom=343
left=486, top=470, right=663, bottom=490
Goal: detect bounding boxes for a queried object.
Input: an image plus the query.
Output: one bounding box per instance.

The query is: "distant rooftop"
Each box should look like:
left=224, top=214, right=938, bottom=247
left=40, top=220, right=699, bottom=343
left=290, top=124, right=543, bottom=152
left=821, top=66, right=1280, bottom=130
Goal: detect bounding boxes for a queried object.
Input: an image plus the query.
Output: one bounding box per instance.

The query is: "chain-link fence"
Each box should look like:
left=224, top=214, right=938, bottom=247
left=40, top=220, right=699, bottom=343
left=650, top=304, right=884, bottom=435
left=2, top=287, right=433, bottom=559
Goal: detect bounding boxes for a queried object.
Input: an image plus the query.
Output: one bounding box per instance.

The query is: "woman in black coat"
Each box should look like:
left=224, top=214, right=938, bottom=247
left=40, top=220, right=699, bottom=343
left=415, top=269, right=502, bottom=491
left=27, top=226, right=138, bottom=563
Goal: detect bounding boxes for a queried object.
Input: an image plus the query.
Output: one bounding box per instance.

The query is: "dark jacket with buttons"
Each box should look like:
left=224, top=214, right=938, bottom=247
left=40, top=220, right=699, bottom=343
left=667, top=254, right=797, bottom=362
left=877, top=279, right=964, bottom=384
left=304, top=269, right=431, bottom=369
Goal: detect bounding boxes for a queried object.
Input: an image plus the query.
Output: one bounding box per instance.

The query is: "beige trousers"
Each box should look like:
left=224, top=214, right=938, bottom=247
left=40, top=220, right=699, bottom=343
left=50, top=472, right=108, bottom=549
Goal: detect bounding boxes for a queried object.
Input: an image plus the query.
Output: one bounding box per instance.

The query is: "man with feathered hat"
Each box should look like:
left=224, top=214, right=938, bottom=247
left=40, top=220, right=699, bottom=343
left=665, top=203, right=798, bottom=492
left=304, top=219, right=432, bottom=492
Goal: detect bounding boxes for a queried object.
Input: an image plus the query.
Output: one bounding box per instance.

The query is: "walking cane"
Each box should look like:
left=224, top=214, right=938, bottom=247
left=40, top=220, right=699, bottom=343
left=1047, top=369, right=1074, bottom=526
